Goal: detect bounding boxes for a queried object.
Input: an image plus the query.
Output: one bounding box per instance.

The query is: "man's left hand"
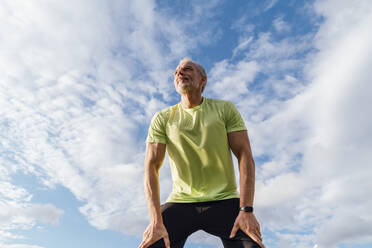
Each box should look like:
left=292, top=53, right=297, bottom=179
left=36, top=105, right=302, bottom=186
left=229, top=212, right=265, bottom=248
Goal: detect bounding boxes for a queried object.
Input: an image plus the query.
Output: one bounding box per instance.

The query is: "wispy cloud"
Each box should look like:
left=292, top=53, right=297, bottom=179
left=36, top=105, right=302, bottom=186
left=272, top=16, right=291, bottom=33
left=1, top=0, right=372, bottom=247
left=206, top=0, right=372, bottom=247
left=0, top=0, right=223, bottom=246
left=264, top=0, right=279, bottom=12
left=0, top=182, right=63, bottom=242
left=0, top=245, right=45, bottom=248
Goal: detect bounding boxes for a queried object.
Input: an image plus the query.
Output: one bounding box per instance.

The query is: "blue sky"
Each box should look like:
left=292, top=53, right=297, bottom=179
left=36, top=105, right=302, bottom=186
left=1, top=0, right=372, bottom=247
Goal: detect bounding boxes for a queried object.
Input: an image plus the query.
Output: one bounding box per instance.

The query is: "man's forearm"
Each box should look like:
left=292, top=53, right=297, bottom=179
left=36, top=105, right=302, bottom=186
left=238, top=153, right=255, bottom=207
left=144, top=164, right=163, bottom=224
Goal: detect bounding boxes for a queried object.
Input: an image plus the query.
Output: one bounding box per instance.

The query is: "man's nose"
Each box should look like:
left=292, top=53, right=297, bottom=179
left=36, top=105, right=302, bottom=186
left=177, top=68, right=184, bottom=76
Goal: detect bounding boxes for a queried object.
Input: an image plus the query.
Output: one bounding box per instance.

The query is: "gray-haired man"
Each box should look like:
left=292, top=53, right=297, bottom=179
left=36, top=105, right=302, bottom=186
left=139, top=58, right=265, bottom=248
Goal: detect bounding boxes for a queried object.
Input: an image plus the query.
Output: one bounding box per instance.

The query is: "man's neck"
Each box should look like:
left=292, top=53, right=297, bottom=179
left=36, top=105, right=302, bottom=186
left=180, top=92, right=203, bottom=109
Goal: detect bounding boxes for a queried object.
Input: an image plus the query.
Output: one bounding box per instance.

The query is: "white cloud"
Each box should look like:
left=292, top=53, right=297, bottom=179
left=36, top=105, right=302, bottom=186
left=264, top=0, right=279, bottom=12
left=316, top=212, right=372, bottom=247
left=23, top=204, right=64, bottom=226
left=188, top=230, right=223, bottom=247
left=0, top=244, right=45, bottom=248
left=231, top=16, right=255, bottom=35
left=0, top=0, right=223, bottom=246
left=273, top=16, right=291, bottom=33
left=0, top=182, right=30, bottom=202
left=2, top=0, right=372, bottom=247
left=0, top=182, right=63, bottom=242
left=208, top=59, right=260, bottom=101
left=256, top=172, right=308, bottom=207
left=232, top=37, right=254, bottom=57
left=300, top=2, right=372, bottom=247
left=207, top=0, right=372, bottom=247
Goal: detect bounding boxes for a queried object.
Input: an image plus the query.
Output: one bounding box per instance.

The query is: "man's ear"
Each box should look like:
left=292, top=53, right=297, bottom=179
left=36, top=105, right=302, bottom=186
left=201, top=77, right=207, bottom=91
left=202, top=76, right=207, bottom=84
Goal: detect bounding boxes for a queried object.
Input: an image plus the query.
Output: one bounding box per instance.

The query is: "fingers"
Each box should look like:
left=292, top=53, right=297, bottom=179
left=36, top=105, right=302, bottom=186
left=138, top=234, right=147, bottom=248
left=246, top=216, right=262, bottom=241
left=231, top=226, right=266, bottom=248
left=139, top=237, right=170, bottom=248
left=139, top=234, right=157, bottom=248
left=163, top=234, right=171, bottom=248
left=229, top=222, right=240, bottom=238
left=251, top=225, right=262, bottom=240
left=138, top=239, right=148, bottom=248
left=230, top=214, right=265, bottom=248
left=139, top=222, right=171, bottom=248
left=138, top=237, right=160, bottom=248
left=138, top=231, right=157, bottom=248
left=247, top=232, right=265, bottom=248
left=139, top=230, right=170, bottom=248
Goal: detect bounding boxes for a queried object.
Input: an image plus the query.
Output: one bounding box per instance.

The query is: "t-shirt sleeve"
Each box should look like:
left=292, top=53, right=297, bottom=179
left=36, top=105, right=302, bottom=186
left=225, top=101, right=247, bottom=133
left=146, top=111, right=167, bottom=144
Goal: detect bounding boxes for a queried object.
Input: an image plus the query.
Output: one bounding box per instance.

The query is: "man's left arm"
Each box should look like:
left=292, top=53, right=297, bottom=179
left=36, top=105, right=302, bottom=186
left=228, top=130, right=265, bottom=248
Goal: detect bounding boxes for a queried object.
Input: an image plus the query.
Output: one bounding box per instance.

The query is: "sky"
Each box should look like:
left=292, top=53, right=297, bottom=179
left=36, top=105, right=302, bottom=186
left=0, top=0, right=372, bottom=247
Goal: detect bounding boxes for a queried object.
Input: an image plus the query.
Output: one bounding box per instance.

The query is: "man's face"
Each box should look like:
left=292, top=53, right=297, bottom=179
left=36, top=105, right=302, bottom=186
left=174, top=61, right=205, bottom=94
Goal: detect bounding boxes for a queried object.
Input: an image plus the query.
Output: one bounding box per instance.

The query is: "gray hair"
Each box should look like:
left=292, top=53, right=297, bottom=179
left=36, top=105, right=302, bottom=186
left=178, top=57, right=207, bottom=92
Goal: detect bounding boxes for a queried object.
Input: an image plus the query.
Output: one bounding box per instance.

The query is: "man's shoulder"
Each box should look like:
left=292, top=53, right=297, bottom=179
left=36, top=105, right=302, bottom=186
left=206, top=98, right=229, bottom=104
left=205, top=98, right=231, bottom=108
left=160, top=103, right=179, bottom=113
left=152, top=103, right=178, bottom=120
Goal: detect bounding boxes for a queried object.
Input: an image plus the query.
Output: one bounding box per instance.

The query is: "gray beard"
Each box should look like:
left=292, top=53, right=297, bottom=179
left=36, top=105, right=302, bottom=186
left=175, top=80, right=197, bottom=94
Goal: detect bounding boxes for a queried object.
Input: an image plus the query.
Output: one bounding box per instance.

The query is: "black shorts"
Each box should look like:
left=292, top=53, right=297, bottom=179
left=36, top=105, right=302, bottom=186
left=149, top=198, right=260, bottom=248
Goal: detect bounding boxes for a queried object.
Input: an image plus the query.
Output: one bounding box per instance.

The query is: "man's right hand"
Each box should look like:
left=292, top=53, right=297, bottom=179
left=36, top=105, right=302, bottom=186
left=139, top=222, right=170, bottom=248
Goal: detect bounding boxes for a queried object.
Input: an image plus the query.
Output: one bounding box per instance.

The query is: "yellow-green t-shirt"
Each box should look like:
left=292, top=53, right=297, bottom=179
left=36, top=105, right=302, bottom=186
left=146, top=98, right=247, bottom=203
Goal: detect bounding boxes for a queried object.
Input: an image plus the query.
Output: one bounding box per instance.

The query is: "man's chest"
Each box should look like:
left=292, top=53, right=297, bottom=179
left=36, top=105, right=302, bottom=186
left=165, top=109, right=227, bottom=145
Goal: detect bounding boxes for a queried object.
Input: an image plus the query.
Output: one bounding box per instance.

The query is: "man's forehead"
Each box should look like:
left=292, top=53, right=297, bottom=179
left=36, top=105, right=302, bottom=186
left=176, top=61, right=195, bottom=69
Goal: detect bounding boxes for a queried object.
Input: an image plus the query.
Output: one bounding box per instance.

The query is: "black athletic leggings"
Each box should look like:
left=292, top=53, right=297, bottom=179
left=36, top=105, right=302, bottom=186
left=149, top=198, right=260, bottom=248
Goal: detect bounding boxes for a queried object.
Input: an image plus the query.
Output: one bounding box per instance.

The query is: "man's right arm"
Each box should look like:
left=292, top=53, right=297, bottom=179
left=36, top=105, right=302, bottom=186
left=139, top=142, right=170, bottom=248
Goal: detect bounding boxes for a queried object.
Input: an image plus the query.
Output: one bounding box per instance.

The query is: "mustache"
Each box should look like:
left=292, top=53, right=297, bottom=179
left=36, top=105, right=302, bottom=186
left=177, top=76, right=190, bottom=81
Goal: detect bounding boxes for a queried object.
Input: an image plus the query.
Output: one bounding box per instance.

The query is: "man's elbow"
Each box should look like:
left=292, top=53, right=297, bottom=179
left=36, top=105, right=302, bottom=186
left=145, top=159, right=162, bottom=174
left=233, top=146, right=249, bottom=160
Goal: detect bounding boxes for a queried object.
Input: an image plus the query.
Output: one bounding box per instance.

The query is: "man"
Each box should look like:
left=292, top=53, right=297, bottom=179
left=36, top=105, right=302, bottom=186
left=139, top=58, right=265, bottom=248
